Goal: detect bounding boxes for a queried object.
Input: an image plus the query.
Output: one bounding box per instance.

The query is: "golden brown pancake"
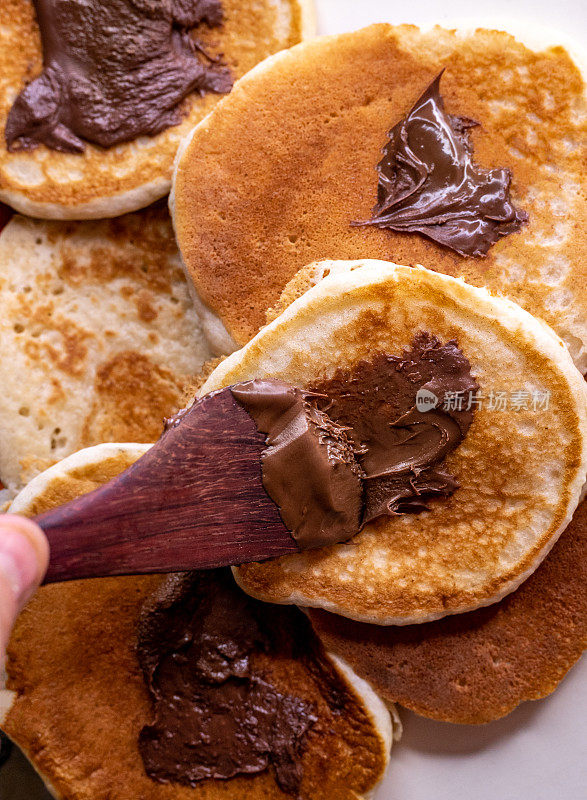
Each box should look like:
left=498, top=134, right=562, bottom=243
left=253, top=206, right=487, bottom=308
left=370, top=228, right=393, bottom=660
left=308, top=497, right=587, bottom=725
left=0, top=0, right=314, bottom=219
left=201, top=260, right=587, bottom=625
left=0, top=201, right=212, bottom=492
left=0, top=442, right=396, bottom=800
left=172, top=24, right=587, bottom=372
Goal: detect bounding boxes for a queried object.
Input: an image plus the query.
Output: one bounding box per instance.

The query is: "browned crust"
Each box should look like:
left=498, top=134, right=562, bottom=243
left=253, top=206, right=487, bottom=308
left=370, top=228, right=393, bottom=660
left=309, top=498, right=587, bottom=724
left=173, top=24, right=586, bottom=364
left=79, top=352, right=187, bottom=447
left=3, top=450, right=388, bottom=800
left=5, top=578, right=386, bottom=799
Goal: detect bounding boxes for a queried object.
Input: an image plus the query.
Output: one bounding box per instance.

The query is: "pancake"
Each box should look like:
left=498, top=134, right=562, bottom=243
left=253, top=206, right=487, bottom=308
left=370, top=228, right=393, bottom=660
left=308, top=497, right=587, bottom=725
left=171, top=23, right=587, bottom=372
left=0, top=0, right=314, bottom=220
left=199, top=259, right=587, bottom=625
left=0, top=202, right=212, bottom=492
left=1, top=442, right=397, bottom=800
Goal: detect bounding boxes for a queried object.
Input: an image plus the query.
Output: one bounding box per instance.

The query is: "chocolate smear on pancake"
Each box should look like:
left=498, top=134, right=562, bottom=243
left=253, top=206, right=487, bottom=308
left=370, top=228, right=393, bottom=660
left=232, top=379, right=364, bottom=550
left=309, top=332, right=479, bottom=523
left=165, top=334, right=476, bottom=561
left=6, top=0, right=233, bottom=154
left=231, top=334, right=477, bottom=539
left=138, top=569, right=357, bottom=797
left=354, top=72, right=528, bottom=256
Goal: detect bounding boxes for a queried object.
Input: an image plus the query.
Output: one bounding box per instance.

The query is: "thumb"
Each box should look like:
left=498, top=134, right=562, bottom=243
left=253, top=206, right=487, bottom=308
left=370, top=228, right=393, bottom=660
left=0, top=515, right=49, bottom=656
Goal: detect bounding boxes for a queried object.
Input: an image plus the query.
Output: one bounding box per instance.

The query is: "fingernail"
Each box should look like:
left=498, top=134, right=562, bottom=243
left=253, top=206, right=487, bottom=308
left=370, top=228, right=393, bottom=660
left=0, top=524, right=41, bottom=608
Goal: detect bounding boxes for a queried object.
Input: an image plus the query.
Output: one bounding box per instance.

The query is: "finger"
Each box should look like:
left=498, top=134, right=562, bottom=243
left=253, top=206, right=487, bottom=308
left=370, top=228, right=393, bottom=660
left=0, top=516, right=49, bottom=610
left=0, top=516, right=49, bottom=656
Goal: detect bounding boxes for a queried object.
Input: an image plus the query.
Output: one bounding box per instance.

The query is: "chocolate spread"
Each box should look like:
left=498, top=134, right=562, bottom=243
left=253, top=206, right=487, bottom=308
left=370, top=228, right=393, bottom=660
left=6, top=0, right=233, bottom=153
left=138, top=570, right=351, bottom=797
left=309, top=332, right=478, bottom=523
left=355, top=72, right=528, bottom=256
left=231, top=380, right=363, bottom=550
left=230, top=333, right=477, bottom=536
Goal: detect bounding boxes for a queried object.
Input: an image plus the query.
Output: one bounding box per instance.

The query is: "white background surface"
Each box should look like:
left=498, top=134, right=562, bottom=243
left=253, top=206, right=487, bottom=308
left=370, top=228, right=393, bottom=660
left=315, top=0, right=587, bottom=43
left=313, top=3, right=586, bottom=799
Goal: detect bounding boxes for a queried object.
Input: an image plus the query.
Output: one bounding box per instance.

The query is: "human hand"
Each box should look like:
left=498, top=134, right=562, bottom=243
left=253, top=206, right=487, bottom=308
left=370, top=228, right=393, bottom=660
left=0, top=516, right=49, bottom=659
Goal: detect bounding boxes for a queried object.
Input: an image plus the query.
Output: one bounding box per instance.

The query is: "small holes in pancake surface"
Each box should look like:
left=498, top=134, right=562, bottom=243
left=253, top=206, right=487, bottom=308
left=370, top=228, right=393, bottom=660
left=50, top=427, right=67, bottom=451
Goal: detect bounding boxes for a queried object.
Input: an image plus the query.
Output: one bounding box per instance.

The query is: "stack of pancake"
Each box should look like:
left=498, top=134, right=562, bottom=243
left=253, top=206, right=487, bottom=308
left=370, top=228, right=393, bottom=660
left=0, top=4, right=585, bottom=799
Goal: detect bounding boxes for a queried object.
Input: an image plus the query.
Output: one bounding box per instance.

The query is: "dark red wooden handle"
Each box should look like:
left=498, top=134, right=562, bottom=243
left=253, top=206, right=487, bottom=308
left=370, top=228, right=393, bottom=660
left=37, top=389, right=298, bottom=583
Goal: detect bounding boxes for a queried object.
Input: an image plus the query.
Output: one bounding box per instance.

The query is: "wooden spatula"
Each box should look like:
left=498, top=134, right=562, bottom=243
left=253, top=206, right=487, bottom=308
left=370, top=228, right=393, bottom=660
left=37, top=387, right=300, bottom=584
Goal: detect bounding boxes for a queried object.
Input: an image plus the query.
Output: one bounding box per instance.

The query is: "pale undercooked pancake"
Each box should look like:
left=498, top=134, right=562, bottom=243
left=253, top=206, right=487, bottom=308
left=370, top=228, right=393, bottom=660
left=309, top=497, right=587, bottom=725
left=200, top=260, right=587, bottom=626
left=0, top=202, right=212, bottom=492
left=172, top=23, right=587, bottom=372
left=0, top=0, right=314, bottom=220
left=1, top=442, right=397, bottom=800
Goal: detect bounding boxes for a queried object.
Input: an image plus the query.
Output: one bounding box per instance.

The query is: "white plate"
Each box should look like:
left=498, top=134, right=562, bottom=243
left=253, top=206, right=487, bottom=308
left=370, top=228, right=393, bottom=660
left=316, top=3, right=586, bottom=798
left=378, top=658, right=586, bottom=799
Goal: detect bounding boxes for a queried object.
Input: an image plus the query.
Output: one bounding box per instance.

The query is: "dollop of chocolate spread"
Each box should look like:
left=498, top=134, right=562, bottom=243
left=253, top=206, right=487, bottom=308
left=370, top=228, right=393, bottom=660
left=138, top=570, right=351, bottom=797
left=355, top=72, right=528, bottom=256
left=231, top=380, right=363, bottom=550
left=231, top=333, right=477, bottom=536
left=309, top=332, right=479, bottom=523
left=6, top=0, right=233, bottom=154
